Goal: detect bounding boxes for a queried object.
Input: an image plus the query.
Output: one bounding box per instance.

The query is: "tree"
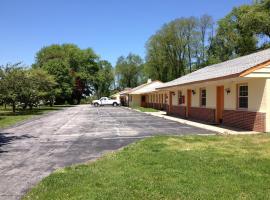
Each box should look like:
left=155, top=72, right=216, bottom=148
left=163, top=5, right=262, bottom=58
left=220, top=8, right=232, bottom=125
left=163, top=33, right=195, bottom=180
left=185, top=17, right=198, bottom=73
left=240, top=0, right=270, bottom=42
left=0, top=67, right=5, bottom=106
left=0, top=64, right=27, bottom=112
left=93, top=60, right=114, bottom=98
left=40, top=59, right=74, bottom=104
left=145, top=19, right=188, bottom=82
left=145, top=16, right=214, bottom=82
left=208, top=1, right=270, bottom=63
left=26, top=68, right=56, bottom=108
left=115, top=54, right=144, bottom=89
left=198, top=15, right=214, bottom=65
left=33, top=44, right=99, bottom=104
left=0, top=63, right=56, bottom=112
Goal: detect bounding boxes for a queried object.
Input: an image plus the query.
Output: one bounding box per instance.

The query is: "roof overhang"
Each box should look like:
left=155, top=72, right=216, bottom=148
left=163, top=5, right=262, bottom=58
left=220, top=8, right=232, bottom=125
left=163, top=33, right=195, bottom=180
left=156, top=74, right=240, bottom=91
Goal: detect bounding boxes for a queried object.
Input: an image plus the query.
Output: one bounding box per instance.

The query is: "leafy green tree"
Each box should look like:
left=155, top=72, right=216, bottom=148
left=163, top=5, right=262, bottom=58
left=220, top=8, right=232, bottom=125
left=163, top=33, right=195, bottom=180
left=40, top=59, right=74, bottom=104
left=33, top=44, right=99, bottom=104
left=240, top=0, right=270, bottom=42
left=145, top=19, right=188, bottom=82
left=0, top=64, right=27, bottom=112
left=93, top=60, right=114, bottom=98
left=208, top=0, right=270, bottom=63
left=0, top=64, right=56, bottom=112
left=198, top=15, right=214, bottom=65
left=115, top=54, right=144, bottom=89
left=208, top=6, right=257, bottom=62
left=26, top=68, right=56, bottom=108
left=145, top=15, right=213, bottom=82
left=0, top=67, right=5, bottom=106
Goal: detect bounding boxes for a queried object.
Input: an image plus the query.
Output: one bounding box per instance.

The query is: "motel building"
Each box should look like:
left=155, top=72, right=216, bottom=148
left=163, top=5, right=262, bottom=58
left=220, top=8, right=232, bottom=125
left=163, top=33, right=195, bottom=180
left=128, top=80, right=165, bottom=108
left=128, top=48, right=270, bottom=132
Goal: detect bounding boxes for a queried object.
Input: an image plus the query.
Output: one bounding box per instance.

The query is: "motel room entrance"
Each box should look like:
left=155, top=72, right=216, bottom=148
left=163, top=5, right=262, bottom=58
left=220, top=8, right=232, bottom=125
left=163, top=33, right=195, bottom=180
left=216, top=86, right=224, bottom=123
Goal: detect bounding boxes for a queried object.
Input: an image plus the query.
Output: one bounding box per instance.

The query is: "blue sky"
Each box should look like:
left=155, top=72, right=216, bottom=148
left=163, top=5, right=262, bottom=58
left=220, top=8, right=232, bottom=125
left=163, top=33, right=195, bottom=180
left=0, top=0, right=252, bottom=66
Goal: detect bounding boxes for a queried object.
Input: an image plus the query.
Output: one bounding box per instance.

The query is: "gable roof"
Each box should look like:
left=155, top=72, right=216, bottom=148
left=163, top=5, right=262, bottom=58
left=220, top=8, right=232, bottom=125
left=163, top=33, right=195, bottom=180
left=129, top=81, right=164, bottom=94
left=120, top=83, right=149, bottom=95
left=158, top=48, right=270, bottom=89
left=119, top=88, right=132, bottom=95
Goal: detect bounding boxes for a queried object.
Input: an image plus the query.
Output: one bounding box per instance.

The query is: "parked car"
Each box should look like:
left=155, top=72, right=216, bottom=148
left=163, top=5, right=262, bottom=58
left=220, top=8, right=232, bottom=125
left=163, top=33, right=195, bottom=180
left=92, top=97, right=120, bottom=107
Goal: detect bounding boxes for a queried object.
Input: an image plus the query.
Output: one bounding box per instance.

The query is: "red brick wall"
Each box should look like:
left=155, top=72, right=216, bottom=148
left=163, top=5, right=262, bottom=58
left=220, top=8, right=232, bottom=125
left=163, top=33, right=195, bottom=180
left=168, top=105, right=186, bottom=118
left=161, top=104, right=167, bottom=111
left=223, top=110, right=266, bottom=132
left=189, top=107, right=216, bottom=123
left=145, top=103, right=153, bottom=108
left=164, top=104, right=169, bottom=112
left=145, top=103, right=164, bottom=110
left=153, top=103, right=161, bottom=109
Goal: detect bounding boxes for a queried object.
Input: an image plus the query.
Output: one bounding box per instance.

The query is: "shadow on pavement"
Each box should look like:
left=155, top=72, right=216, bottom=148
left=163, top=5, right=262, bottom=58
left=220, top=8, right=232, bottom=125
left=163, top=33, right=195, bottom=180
left=0, top=133, right=35, bottom=153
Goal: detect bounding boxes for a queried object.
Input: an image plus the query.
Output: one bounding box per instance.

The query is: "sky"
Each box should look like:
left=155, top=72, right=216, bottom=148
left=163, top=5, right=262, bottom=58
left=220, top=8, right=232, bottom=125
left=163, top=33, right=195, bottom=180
left=0, top=0, right=252, bottom=67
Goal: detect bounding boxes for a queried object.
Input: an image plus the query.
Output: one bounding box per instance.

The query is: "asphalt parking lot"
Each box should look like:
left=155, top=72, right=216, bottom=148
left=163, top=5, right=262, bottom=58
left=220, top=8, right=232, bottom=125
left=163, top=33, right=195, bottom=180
left=0, top=105, right=213, bottom=200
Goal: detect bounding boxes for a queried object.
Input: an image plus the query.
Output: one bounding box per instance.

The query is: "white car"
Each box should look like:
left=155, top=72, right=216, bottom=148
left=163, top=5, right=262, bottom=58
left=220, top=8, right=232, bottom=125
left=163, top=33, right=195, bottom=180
left=92, top=97, right=120, bottom=107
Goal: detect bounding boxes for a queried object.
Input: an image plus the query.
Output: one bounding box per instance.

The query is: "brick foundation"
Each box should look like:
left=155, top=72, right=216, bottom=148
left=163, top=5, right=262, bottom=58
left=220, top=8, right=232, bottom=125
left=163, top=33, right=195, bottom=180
left=188, top=107, right=216, bottom=123
left=145, top=103, right=166, bottom=110
left=164, top=104, right=169, bottom=112
left=145, top=103, right=153, bottom=108
left=153, top=103, right=160, bottom=109
left=168, top=105, right=186, bottom=118
left=161, top=104, right=167, bottom=110
left=223, top=110, right=266, bottom=132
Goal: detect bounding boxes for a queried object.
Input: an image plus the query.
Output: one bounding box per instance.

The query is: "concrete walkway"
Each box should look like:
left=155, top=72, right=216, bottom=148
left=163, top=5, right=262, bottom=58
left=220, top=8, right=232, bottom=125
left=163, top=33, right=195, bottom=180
left=137, top=110, right=258, bottom=135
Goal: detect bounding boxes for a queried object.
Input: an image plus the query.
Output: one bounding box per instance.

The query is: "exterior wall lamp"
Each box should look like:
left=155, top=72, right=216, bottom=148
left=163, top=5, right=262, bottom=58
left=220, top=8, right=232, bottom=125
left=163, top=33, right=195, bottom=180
left=192, top=90, right=196, bottom=95
left=225, top=88, right=231, bottom=95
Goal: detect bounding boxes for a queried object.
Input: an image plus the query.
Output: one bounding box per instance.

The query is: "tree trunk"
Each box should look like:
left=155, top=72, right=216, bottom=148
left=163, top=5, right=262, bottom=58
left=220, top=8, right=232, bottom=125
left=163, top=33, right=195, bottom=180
left=77, top=97, right=81, bottom=105
left=12, top=102, right=16, bottom=113
left=23, top=103, right=28, bottom=110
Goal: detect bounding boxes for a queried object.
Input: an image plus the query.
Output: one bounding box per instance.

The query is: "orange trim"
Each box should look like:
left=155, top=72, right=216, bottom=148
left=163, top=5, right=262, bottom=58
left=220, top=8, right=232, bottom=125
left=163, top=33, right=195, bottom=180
left=239, top=60, right=270, bottom=77
left=169, top=92, right=173, bottom=113
left=216, top=86, right=224, bottom=123
left=186, top=89, right=192, bottom=118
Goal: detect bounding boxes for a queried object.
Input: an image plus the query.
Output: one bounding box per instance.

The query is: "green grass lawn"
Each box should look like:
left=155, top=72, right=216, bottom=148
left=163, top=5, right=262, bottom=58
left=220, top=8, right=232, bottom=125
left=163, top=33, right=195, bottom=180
left=0, top=105, right=70, bottom=129
left=24, top=134, right=270, bottom=200
left=132, top=106, right=159, bottom=112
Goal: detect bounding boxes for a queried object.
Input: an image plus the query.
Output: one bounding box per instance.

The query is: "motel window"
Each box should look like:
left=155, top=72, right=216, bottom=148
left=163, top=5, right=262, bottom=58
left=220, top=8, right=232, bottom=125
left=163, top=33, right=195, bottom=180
left=178, top=91, right=185, bottom=105
left=238, top=84, right=248, bottom=109
left=200, top=88, right=206, bottom=107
